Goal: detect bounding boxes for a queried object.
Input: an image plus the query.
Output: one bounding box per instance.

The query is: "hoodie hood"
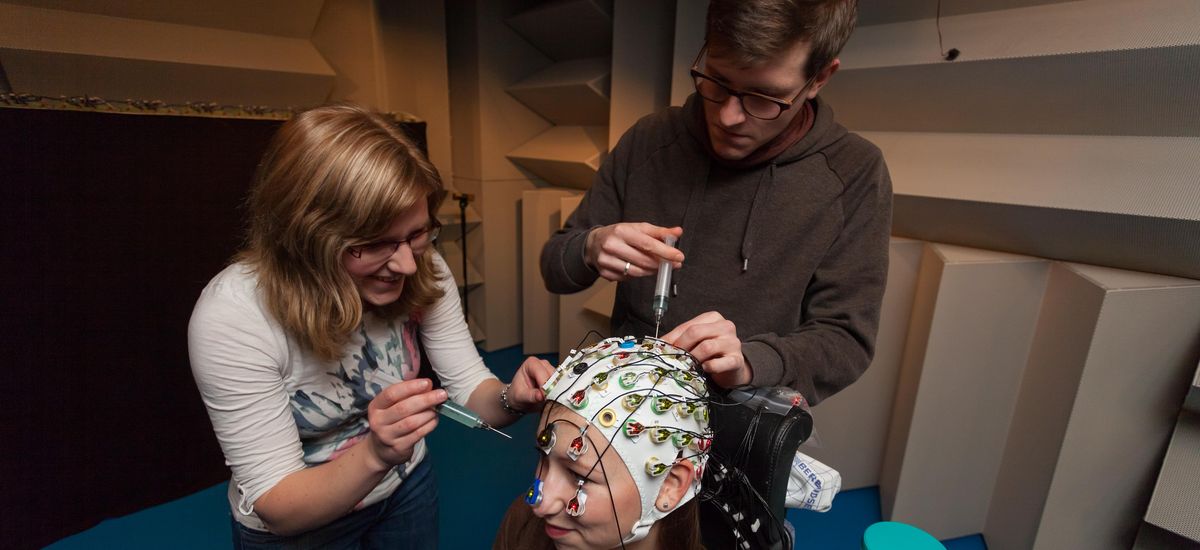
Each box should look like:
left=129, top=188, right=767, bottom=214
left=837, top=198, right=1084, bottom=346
left=678, top=93, right=850, bottom=272
left=680, top=92, right=848, bottom=169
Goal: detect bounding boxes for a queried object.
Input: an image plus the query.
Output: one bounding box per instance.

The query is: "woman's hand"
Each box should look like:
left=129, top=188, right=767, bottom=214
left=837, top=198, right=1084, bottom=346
left=663, top=311, right=753, bottom=388
left=365, top=378, right=447, bottom=470
left=506, top=357, right=556, bottom=413
left=585, top=223, right=684, bottom=281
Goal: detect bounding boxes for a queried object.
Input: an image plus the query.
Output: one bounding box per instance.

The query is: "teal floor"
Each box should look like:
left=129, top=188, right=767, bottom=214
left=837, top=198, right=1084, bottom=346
left=50, top=345, right=987, bottom=550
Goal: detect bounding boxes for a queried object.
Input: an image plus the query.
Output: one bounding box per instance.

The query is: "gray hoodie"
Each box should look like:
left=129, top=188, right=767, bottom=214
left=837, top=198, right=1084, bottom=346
left=540, top=93, right=892, bottom=405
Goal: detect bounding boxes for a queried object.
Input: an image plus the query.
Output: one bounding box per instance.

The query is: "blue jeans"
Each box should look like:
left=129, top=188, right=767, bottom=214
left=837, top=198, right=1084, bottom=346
left=231, top=459, right=439, bottom=550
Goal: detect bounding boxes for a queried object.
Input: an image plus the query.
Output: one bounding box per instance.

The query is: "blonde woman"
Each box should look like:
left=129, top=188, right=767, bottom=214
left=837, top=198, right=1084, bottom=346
left=188, top=103, right=553, bottom=549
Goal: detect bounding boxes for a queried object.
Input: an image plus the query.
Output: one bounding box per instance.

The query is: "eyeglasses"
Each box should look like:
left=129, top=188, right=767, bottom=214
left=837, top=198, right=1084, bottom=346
left=690, top=46, right=816, bottom=121
left=346, top=221, right=441, bottom=264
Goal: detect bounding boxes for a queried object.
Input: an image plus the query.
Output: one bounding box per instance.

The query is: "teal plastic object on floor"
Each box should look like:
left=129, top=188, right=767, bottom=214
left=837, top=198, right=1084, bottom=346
left=862, top=521, right=946, bottom=550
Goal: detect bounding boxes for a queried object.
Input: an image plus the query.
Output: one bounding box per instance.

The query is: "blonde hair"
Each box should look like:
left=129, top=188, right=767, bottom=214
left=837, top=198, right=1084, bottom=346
left=239, top=103, right=446, bottom=360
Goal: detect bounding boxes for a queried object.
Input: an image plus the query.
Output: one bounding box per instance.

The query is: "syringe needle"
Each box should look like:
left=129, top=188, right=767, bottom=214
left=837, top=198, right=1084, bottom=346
left=485, top=424, right=512, bottom=439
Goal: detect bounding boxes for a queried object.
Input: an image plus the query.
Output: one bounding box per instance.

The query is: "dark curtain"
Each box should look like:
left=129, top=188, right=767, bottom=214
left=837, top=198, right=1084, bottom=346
left=0, top=107, right=424, bottom=549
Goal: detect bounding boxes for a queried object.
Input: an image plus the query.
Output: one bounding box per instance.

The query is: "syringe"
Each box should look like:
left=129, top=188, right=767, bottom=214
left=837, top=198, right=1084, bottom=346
left=652, top=235, right=678, bottom=338
left=437, top=400, right=512, bottom=439
left=372, top=369, right=511, bottom=439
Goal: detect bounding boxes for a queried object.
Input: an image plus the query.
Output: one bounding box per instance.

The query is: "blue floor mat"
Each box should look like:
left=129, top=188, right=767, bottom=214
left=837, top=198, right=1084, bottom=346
left=787, top=487, right=986, bottom=549
left=789, top=487, right=883, bottom=549
left=47, top=482, right=233, bottom=550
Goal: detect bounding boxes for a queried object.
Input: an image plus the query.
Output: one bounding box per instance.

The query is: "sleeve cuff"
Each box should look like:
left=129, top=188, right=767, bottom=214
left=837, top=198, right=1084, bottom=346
left=742, top=340, right=783, bottom=388
left=562, top=229, right=600, bottom=288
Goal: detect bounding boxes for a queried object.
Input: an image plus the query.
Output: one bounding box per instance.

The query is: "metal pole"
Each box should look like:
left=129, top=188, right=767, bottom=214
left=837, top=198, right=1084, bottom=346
left=451, top=192, right=474, bottom=321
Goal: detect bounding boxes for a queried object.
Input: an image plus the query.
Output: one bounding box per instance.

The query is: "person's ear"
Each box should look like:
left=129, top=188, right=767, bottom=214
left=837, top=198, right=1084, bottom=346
left=653, top=461, right=696, bottom=512
left=806, top=58, right=840, bottom=99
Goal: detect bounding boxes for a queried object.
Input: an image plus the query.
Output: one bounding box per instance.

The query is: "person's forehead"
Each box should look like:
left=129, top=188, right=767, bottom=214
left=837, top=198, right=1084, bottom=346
left=706, top=41, right=811, bottom=88
left=378, top=203, right=429, bottom=237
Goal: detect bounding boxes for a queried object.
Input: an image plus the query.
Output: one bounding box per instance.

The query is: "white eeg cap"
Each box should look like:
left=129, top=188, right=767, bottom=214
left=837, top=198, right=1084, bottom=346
left=542, top=336, right=712, bottom=543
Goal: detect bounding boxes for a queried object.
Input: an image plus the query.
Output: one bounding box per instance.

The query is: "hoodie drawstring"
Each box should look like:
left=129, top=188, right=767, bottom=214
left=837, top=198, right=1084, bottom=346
left=741, top=163, right=775, bottom=272
left=673, top=160, right=710, bottom=294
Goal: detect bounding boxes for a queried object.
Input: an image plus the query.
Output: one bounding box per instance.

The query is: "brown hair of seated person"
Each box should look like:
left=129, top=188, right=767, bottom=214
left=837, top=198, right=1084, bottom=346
left=493, top=496, right=702, bottom=550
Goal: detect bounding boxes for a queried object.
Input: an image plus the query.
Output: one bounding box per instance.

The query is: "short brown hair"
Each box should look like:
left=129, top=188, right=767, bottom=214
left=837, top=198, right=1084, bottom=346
left=240, top=103, right=446, bottom=360
left=706, top=0, right=858, bottom=78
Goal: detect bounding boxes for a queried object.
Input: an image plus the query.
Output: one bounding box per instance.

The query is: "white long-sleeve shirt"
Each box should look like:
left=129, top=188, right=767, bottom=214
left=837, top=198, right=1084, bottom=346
left=188, top=253, right=494, bottom=530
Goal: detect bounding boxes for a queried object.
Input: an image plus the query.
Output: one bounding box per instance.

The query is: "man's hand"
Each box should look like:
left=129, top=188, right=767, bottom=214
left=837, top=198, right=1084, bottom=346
left=663, top=311, right=752, bottom=388
left=365, top=378, right=446, bottom=470
left=585, top=223, right=684, bottom=282
left=507, top=356, right=556, bottom=412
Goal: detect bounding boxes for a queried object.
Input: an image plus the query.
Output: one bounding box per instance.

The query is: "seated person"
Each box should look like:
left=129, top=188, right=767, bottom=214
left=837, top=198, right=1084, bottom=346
left=495, top=337, right=713, bottom=550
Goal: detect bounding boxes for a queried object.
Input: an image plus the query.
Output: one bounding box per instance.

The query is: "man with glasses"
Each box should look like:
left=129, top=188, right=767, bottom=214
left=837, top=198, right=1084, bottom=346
left=542, top=0, right=890, bottom=410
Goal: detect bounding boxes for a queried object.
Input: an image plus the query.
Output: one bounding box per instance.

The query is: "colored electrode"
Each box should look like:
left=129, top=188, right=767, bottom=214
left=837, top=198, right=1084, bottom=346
left=437, top=400, right=512, bottom=439
left=653, top=235, right=678, bottom=338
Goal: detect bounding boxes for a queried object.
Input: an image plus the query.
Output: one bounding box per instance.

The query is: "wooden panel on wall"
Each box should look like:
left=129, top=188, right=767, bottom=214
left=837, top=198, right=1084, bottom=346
left=556, top=195, right=615, bottom=360
left=669, top=0, right=707, bottom=107
left=609, top=0, right=674, bottom=148
left=0, top=0, right=325, bottom=38
left=0, top=3, right=334, bottom=107
left=479, top=178, right=537, bottom=351
left=882, top=244, right=1049, bottom=539
left=1139, top=411, right=1200, bottom=547
left=988, top=264, right=1200, bottom=550
left=522, top=188, right=580, bottom=355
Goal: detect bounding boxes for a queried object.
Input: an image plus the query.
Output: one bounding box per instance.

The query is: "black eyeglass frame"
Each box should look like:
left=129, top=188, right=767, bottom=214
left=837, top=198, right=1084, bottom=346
left=689, top=45, right=819, bottom=121
left=345, top=219, right=442, bottom=259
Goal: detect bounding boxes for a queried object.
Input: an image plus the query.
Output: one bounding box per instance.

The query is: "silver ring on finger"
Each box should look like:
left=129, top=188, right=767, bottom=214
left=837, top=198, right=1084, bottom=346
left=622, top=261, right=631, bottom=276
